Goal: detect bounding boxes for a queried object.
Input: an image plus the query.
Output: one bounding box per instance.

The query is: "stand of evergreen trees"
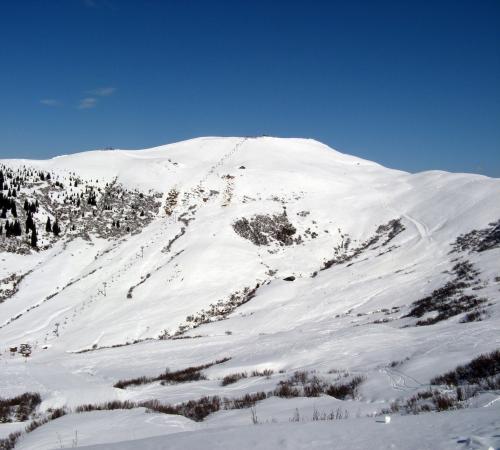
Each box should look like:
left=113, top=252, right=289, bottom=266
left=0, top=193, right=17, bottom=218
left=2, top=220, right=22, bottom=237
left=45, top=216, right=61, bottom=236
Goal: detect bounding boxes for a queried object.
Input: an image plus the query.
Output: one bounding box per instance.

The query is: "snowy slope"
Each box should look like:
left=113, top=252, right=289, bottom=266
left=0, top=137, right=499, bottom=449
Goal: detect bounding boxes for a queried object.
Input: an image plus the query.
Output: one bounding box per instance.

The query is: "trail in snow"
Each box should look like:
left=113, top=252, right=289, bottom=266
left=380, top=366, right=425, bottom=392
left=402, top=213, right=433, bottom=243
left=199, top=137, right=248, bottom=185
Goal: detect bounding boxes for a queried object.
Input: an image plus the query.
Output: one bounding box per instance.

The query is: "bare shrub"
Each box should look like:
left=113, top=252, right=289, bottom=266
left=250, top=406, right=258, bottom=424
left=47, top=407, right=67, bottom=420
left=221, top=372, right=247, bottom=386
left=0, top=392, right=41, bottom=423
left=289, top=370, right=309, bottom=384
left=158, top=367, right=207, bottom=385
left=303, top=376, right=325, bottom=397
left=460, top=309, right=487, bottom=323
left=312, top=407, right=349, bottom=421
left=274, top=381, right=301, bottom=398
left=430, top=349, right=500, bottom=389
left=114, top=357, right=231, bottom=389
left=432, top=392, right=457, bottom=411
left=251, top=369, right=274, bottom=377
left=174, top=285, right=260, bottom=336
left=223, top=392, right=268, bottom=409
left=273, top=370, right=365, bottom=400
left=25, top=417, right=47, bottom=433
left=172, top=396, right=221, bottom=421
left=75, top=397, right=221, bottom=423
left=290, top=408, right=300, bottom=422
left=384, top=389, right=462, bottom=415
left=75, top=400, right=136, bottom=413
left=325, top=376, right=365, bottom=400
left=0, top=431, right=21, bottom=450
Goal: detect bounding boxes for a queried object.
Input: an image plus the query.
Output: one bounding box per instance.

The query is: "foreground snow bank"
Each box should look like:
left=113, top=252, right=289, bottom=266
left=17, top=404, right=498, bottom=450
left=14, top=409, right=195, bottom=450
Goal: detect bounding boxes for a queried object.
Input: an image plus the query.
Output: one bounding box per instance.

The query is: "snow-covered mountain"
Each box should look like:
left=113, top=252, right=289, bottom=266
left=0, top=137, right=499, bottom=450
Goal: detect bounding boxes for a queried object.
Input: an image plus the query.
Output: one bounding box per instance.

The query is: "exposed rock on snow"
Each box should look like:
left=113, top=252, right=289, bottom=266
left=233, top=211, right=299, bottom=246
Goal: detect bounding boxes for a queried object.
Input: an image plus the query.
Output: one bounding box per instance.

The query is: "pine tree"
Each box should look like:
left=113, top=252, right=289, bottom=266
left=26, top=213, right=34, bottom=233
left=52, top=220, right=60, bottom=236
left=87, top=193, right=97, bottom=206
left=23, top=199, right=29, bottom=211
left=11, top=202, right=17, bottom=218
left=46, top=217, right=52, bottom=233
left=13, top=220, right=22, bottom=236
left=30, top=226, right=37, bottom=248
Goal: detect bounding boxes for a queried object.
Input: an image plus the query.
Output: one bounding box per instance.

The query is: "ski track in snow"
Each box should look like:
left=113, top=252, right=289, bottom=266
left=381, top=366, right=425, bottom=392
left=402, top=213, right=433, bottom=243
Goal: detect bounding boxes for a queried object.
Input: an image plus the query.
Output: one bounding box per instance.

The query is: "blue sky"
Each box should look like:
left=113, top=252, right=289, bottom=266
left=0, top=0, right=499, bottom=176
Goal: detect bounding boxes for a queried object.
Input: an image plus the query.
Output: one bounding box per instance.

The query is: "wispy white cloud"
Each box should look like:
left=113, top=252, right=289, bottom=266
left=78, top=97, right=98, bottom=109
left=77, top=86, right=116, bottom=109
left=40, top=99, right=61, bottom=107
left=88, top=86, right=116, bottom=96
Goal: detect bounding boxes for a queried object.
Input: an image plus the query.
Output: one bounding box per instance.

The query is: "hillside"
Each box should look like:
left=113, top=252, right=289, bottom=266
left=0, top=137, right=499, bottom=450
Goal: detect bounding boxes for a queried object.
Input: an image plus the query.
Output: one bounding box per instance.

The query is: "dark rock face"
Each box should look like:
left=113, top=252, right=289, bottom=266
left=0, top=163, right=162, bottom=254
left=452, top=219, right=500, bottom=253
left=233, top=212, right=299, bottom=246
left=404, top=260, right=486, bottom=326
left=321, top=218, right=405, bottom=271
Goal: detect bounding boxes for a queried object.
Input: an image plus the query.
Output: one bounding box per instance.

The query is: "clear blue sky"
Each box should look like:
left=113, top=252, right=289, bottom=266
left=0, top=0, right=499, bottom=176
